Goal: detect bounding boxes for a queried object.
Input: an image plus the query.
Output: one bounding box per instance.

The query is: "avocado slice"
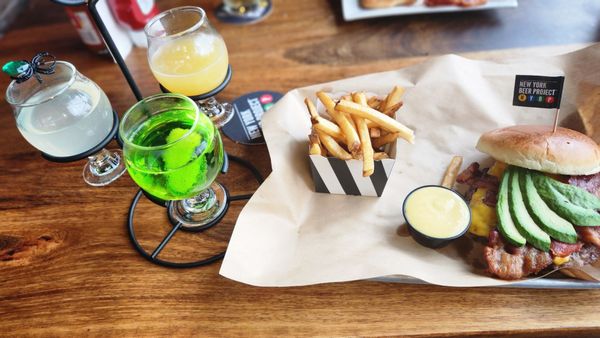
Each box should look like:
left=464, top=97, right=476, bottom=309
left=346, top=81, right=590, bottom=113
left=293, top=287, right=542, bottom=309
left=521, top=171, right=578, bottom=243
left=508, top=168, right=551, bottom=251
left=496, top=168, right=527, bottom=247
left=532, top=173, right=600, bottom=210
left=533, top=176, right=600, bottom=226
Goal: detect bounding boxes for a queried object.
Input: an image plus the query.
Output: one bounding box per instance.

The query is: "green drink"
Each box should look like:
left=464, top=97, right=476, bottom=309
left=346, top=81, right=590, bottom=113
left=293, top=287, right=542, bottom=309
left=121, top=94, right=223, bottom=201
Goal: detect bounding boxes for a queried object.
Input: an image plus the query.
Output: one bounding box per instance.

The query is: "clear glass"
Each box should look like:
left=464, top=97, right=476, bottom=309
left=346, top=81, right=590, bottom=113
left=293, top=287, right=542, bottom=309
left=5, top=61, right=126, bottom=186
left=144, top=6, right=234, bottom=128
left=120, top=93, right=226, bottom=228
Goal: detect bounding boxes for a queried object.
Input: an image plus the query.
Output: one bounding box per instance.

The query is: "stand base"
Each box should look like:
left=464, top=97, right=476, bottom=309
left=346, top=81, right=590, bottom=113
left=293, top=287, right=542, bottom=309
left=126, top=154, right=263, bottom=268
left=167, top=182, right=230, bottom=232
left=82, top=149, right=127, bottom=186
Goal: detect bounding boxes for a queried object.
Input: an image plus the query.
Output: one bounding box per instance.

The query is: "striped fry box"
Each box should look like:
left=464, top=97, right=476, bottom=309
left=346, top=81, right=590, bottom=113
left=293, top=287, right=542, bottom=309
left=308, top=143, right=396, bottom=197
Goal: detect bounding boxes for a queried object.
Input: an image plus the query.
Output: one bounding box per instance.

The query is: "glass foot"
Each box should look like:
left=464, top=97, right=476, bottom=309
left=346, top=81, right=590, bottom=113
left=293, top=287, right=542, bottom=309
left=83, top=148, right=127, bottom=186
left=197, top=97, right=234, bottom=128
left=168, top=181, right=228, bottom=230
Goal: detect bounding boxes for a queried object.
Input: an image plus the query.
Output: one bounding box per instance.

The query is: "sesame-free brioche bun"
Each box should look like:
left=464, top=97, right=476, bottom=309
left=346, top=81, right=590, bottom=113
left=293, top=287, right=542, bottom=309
left=476, top=125, right=600, bottom=175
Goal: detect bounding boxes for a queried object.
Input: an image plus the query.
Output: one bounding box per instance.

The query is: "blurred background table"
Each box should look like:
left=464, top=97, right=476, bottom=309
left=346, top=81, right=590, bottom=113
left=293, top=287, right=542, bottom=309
left=1, top=0, right=600, bottom=336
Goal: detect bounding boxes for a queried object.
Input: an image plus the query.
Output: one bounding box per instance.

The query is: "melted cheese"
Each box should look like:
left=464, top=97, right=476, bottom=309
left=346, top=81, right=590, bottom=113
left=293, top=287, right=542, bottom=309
left=553, top=255, right=571, bottom=266
left=468, top=162, right=507, bottom=237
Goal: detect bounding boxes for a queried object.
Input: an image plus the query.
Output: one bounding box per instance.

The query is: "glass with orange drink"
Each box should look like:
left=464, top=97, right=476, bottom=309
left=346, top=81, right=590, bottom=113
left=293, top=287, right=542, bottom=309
left=145, top=6, right=234, bottom=127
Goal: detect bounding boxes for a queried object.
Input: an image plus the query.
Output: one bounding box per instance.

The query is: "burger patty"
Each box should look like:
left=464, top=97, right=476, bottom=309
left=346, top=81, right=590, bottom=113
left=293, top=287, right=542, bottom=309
left=484, top=230, right=552, bottom=280
left=577, top=226, right=600, bottom=248
left=568, top=172, right=600, bottom=198
left=563, top=242, right=600, bottom=269
left=485, top=229, right=600, bottom=280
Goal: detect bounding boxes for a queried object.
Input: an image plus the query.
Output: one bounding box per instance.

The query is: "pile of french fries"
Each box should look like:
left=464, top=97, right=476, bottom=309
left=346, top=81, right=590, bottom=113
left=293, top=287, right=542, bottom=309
left=305, top=86, right=415, bottom=177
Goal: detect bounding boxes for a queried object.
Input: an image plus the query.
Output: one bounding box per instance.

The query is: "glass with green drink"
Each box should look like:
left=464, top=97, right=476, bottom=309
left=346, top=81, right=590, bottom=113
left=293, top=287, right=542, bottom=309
left=120, top=93, right=227, bottom=228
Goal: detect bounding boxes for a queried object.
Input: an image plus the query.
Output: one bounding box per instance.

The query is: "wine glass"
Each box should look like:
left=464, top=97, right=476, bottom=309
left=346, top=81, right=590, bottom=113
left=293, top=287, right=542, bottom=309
left=4, top=56, right=126, bottom=186
left=119, top=93, right=227, bottom=228
left=145, top=6, right=234, bottom=128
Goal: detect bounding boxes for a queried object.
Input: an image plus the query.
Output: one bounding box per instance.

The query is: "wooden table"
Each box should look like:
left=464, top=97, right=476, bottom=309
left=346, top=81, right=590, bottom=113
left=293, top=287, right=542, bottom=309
left=2, top=0, right=600, bottom=336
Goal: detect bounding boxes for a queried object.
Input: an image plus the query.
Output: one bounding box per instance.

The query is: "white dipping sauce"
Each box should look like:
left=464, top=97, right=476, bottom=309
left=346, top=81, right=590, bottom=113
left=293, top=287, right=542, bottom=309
left=404, top=186, right=470, bottom=239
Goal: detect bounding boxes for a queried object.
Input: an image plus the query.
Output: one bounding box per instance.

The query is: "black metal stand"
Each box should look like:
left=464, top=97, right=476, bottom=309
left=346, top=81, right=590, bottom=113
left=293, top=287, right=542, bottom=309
left=88, top=0, right=143, bottom=101
left=87, top=1, right=266, bottom=268
left=41, top=110, right=120, bottom=163
left=127, top=154, right=264, bottom=268
left=159, top=65, right=233, bottom=101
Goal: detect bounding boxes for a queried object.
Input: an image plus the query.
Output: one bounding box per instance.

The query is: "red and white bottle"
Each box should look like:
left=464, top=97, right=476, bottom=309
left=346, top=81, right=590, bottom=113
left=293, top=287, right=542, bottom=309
left=51, top=0, right=108, bottom=54
left=108, top=0, right=159, bottom=48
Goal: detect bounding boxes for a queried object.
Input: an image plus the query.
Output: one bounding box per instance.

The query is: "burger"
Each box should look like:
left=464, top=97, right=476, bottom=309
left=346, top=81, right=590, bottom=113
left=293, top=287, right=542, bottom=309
left=456, top=125, right=600, bottom=280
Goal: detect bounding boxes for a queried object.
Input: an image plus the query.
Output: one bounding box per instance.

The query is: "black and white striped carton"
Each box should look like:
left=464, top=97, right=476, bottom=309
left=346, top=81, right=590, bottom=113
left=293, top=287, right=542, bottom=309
left=308, top=140, right=396, bottom=197
left=308, top=92, right=397, bottom=197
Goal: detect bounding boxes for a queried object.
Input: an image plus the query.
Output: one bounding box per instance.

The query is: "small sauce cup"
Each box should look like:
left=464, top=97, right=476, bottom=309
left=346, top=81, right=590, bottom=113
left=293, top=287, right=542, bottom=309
left=402, top=185, right=471, bottom=249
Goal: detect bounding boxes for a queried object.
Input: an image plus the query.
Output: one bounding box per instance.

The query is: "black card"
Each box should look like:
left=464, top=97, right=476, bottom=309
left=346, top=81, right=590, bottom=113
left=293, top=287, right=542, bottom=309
left=221, top=90, right=282, bottom=145
left=513, top=75, right=565, bottom=109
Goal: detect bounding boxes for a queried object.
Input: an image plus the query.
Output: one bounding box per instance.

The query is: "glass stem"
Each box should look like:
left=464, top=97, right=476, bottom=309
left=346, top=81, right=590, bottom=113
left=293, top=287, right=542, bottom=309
left=181, top=188, right=217, bottom=215
left=196, top=97, right=234, bottom=128
left=198, top=97, right=224, bottom=119
left=88, top=148, right=122, bottom=177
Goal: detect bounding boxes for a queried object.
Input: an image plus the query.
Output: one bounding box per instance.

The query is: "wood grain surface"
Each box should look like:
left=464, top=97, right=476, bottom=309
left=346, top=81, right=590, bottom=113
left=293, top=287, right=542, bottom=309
left=1, top=0, right=600, bottom=336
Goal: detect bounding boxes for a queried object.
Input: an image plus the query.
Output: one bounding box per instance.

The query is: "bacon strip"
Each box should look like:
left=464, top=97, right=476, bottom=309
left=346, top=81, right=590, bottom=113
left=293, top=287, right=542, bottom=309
left=550, top=241, right=584, bottom=257
left=456, top=162, right=500, bottom=206
left=456, top=162, right=480, bottom=185
left=576, top=226, right=600, bottom=248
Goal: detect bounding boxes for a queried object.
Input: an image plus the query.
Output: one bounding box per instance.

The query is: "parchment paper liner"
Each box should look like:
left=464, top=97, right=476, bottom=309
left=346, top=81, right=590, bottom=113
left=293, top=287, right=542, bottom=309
left=220, top=44, right=600, bottom=287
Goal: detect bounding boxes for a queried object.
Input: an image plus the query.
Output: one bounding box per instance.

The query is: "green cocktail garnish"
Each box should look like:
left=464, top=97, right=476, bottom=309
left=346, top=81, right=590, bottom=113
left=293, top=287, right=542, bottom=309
left=163, top=127, right=207, bottom=195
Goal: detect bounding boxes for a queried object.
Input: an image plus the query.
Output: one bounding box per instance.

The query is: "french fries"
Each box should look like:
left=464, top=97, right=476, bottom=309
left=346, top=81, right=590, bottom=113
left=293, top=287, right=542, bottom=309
left=372, top=132, right=400, bottom=149
left=383, top=102, right=402, bottom=117
left=305, top=86, right=413, bottom=177
left=352, top=92, right=374, bottom=177
left=367, top=96, right=382, bottom=110
left=381, top=85, right=405, bottom=112
left=304, top=98, right=319, bottom=122
left=335, top=100, right=414, bottom=144
left=308, top=130, right=322, bottom=156
left=369, top=128, right=381, bottom=138
left=305, top=98, right=345, bottom=143
left=373, top=152, right=389, bottom=160
left=317, top=130, right=352, bottom=160
left=313, top=117, right=345, bottom=143
left=441, top=156, right=463, bottom=188
left=317, top=92, right=361, bottom=154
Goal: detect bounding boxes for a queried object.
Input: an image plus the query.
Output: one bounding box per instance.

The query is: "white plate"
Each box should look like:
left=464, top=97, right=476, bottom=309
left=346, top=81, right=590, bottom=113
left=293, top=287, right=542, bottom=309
left=341, top=0, right=518, bottom=21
